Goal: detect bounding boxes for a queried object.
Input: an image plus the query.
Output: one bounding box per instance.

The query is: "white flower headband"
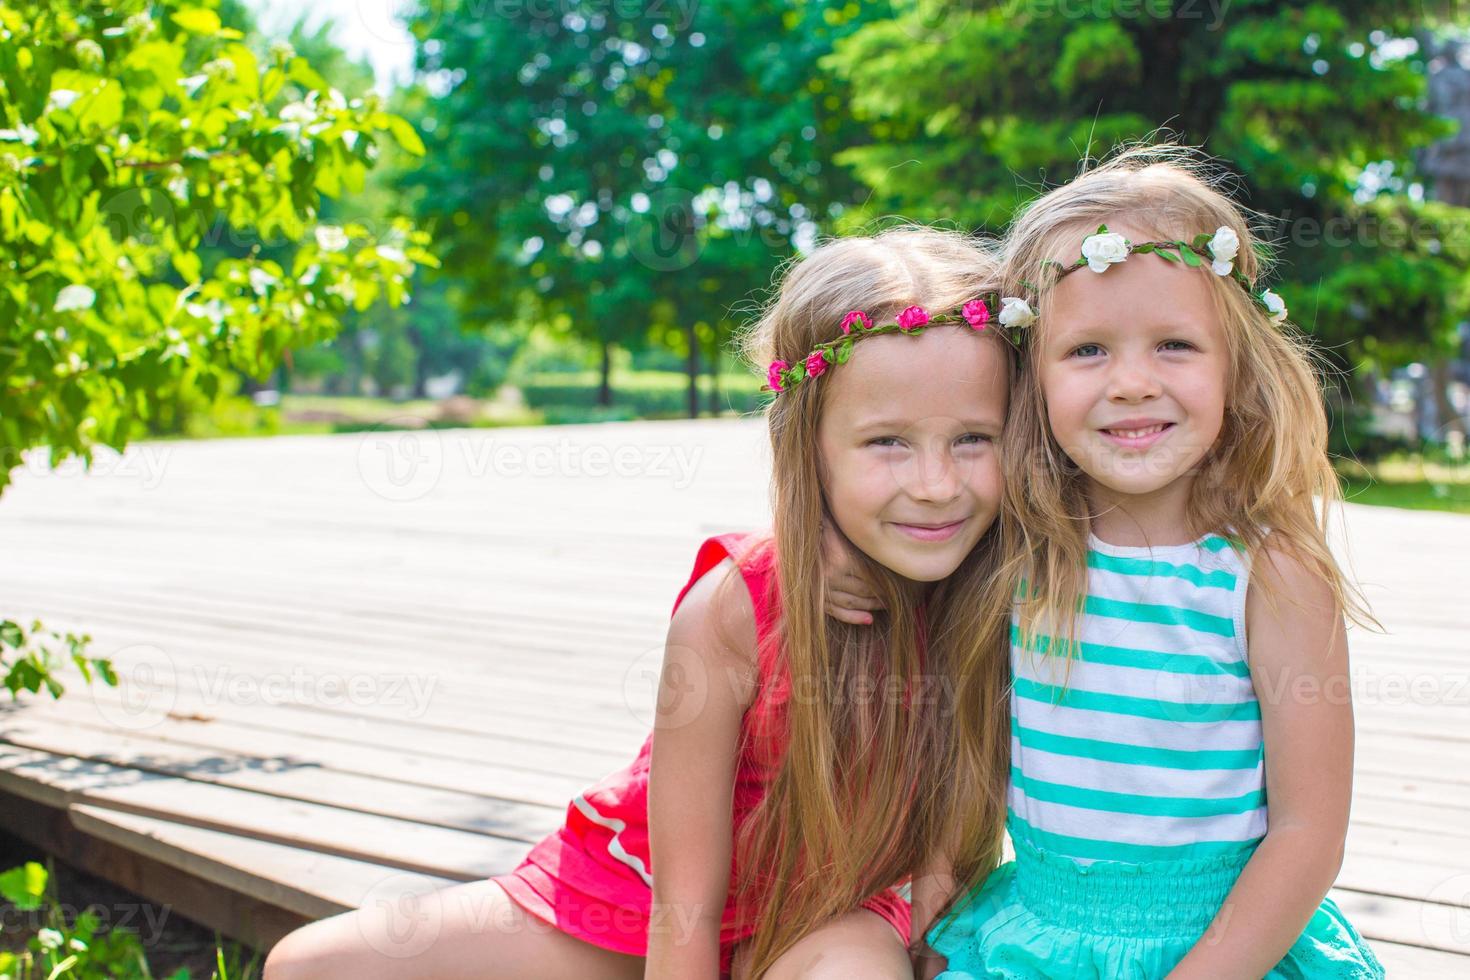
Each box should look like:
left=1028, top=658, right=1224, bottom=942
left=1012, top=224, right=1288, bottom=333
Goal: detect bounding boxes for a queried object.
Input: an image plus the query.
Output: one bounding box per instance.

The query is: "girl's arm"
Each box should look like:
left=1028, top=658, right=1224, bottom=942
left=646, top=558, right=758, bottom=980
left=909, top=848, right=959, bottom=980
left=1166, top=544, right=1356, bottom=979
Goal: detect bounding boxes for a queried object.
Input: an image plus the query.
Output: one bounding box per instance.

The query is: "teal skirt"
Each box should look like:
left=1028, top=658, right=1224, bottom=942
left=926, top=822, right=1384, bottom=979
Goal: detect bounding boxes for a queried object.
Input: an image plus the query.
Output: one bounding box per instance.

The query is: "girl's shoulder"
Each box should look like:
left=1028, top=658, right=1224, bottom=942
left=1243, top=530, right=1336, bottom=611
left=667, top=531, right=776, bottom=693
left=671, top=529, right=777, bottom=613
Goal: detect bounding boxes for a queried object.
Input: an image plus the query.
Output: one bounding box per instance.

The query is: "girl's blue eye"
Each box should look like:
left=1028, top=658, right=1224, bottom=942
left=1071, top=343, right=1103, bottom=358
left=957, top=433, right=992, bottom=445
left=1160, top=339, right=1195, bottom=351
left=867, top=436, right=902, bottom=447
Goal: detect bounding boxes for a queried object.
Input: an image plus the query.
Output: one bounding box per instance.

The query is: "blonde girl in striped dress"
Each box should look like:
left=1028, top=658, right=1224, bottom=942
left=831, top=144, right=1386, bottom=978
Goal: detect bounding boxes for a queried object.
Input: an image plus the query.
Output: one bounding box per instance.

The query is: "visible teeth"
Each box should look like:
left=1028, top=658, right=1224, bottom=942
left=1109, top=424, right=1167, bottom=439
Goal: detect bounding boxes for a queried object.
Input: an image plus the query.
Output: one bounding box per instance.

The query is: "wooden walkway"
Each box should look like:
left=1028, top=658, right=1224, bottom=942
left=0, top=419, right=1466, bottom=975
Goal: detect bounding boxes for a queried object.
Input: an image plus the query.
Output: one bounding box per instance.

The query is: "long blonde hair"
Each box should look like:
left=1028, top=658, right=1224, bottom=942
left=998, top=142, right=1375, bottom=661
left=730, top=225, right=1016, bottom=976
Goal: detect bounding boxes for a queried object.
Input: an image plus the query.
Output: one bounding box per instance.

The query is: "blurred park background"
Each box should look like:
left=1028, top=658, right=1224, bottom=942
left=4, top=0, right=1470, bottom=508
left=5, top=1, right=1470, bottom=976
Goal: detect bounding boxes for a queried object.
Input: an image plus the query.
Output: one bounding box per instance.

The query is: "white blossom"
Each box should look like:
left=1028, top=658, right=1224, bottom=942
left=1080, top=231, right=1130, bottom=273
left=248, top=268, right=277, bottom=294
left=999, top=297, right=1036, bottom=329
left=46, top=89, right=80, bottom=112
left=1207, top=226, right=1240, bottom=276
left=314, top=225, right=349, bottom=252
left=0, top=124, right=38, bottom=145
left=53, top=284, right=96, bottom=312
left=1260, top=289, right=1288, bottom=324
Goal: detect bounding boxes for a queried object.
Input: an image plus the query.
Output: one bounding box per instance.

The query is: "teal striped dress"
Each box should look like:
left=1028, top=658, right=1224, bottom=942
left=927, top=531, right=1385, bottom=978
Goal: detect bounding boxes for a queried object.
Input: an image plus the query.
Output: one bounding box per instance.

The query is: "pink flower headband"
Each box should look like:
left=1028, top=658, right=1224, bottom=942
left=763, top=291, right=1027, bottom=395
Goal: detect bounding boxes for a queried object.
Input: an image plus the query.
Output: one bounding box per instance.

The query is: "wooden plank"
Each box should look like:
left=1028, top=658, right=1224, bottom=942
left=0, top=785, right=309, bottom=953
left=10, top=691, right=601, bottom=807
left=1331, top=886, right=1470, bottom=956
left=0, top=716, right=565, bottom=843
left=69, top=804, right=456, bottom=920
left=0, top=745, right=532, bottom=880
left=1365, top=939, right=1470, bottom=977
left=0, top=419, right=1465, bottom=969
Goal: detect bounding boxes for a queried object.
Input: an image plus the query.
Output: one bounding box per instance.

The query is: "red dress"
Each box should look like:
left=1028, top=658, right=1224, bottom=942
left=492, top=531, right=912, bottom=975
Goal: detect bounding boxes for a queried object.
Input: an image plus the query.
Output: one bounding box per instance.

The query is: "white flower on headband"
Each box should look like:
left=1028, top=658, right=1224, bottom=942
left=1260, top=289, right=1288, bottom=323
left=1207, top=226, right=1239, bottom=277
left=999, top=296, right=1036, bottom=329
left=1080, top=231, right=1130, bottom=273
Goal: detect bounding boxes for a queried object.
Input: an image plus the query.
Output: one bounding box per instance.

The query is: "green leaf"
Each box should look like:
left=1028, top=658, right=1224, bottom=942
left=0, top=620, right=22, bottom=648
left=262, top=68, right=285, bottom=103
left=1155, top=248, right=1180, bottom=263
left=836, top=338, right=853, bottom=364
left=171, top=7, right=222, bottom=34
left=0, top=862, right=47, bottom=909
left=386, top=115, right=426, bottom=156
left=75, top=80, right=123, bottom=131
left=1177, top=245, right=1202, bottom=267
left=173, top=250, right=202, bottom=282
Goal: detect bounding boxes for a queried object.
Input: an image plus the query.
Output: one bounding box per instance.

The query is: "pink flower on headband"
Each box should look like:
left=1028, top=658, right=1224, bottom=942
left=805, top=351, right=829, bottom=377
left=840, top=310, right=871, bottom=334
left=767, top=359, right=789, bottom=392
left=962, top=300, right=990, bottom=330
left=897, top=306, right=928, bottom=331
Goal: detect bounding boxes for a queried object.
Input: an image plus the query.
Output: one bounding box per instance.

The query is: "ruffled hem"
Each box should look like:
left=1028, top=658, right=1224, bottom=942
left=927, top=864, right=1384, bottom=979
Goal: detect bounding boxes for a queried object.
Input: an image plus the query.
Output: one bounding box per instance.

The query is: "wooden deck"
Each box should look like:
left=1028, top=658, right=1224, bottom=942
left=0, top=418, right=1467, bottom=975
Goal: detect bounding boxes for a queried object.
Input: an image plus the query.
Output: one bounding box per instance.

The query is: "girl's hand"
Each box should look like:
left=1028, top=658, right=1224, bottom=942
left=914, top=952, right=948, bottom=980
left=821, top=521, right=885, bottom=626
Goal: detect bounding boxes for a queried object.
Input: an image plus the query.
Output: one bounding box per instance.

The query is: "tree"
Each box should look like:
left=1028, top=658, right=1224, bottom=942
left=0, top=0, right=433, bottom=697
left=827, top=1, right=1466, bottom=384
left=406, top=1, right=886, bottom=415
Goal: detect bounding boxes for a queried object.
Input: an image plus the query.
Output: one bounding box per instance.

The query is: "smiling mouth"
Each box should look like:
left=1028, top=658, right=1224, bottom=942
left=1102, top=423, right=1173, bottom=439
left=891, top=519, right=968, bottom=541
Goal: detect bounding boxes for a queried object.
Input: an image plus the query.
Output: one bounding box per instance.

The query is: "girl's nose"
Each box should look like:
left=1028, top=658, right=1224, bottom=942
left=906, top=444, right=965, bottom=503
left=1107, top=355, right=1162, bottom=401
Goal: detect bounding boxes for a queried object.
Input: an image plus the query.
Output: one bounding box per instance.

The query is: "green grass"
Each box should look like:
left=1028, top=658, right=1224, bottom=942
left=522, top=369, right=761, bottom=391
left=173, top=370, right=766, bottom=439
left=1336, top=454, right=1470, bottom=515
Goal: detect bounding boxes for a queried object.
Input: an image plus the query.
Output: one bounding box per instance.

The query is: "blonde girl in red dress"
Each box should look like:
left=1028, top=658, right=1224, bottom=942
left=263, top=226, right=1017, bottom=980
